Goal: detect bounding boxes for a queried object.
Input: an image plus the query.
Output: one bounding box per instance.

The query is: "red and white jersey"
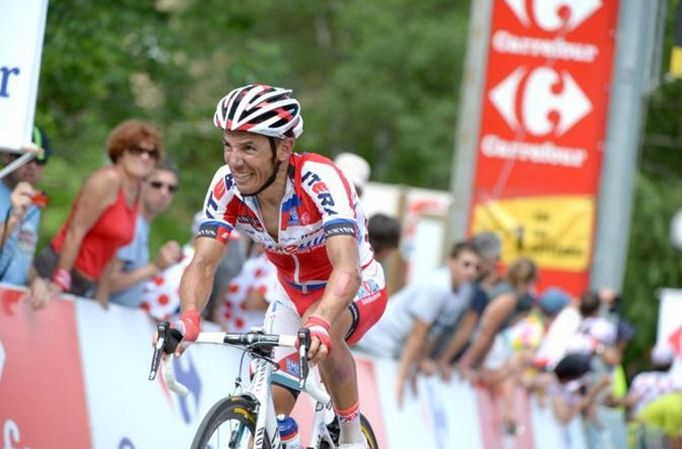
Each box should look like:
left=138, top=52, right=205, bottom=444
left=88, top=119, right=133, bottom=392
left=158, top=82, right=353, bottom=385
left=197, top=152, right=374, bottom=310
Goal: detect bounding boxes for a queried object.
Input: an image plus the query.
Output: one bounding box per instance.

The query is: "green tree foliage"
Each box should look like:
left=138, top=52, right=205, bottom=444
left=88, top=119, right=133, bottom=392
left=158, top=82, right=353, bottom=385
left=36, top=0, right=470, bottom=249
left=623, top=78, right=682, bottom=375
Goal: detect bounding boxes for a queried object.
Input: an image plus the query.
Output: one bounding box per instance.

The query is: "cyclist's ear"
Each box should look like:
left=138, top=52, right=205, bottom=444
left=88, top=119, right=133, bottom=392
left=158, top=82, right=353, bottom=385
left=276, top=137, right=295, bottom=162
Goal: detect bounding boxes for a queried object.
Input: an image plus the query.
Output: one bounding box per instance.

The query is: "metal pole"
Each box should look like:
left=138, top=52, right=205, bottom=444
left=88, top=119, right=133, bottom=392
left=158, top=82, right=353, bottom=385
left=449, top=0, right=493, bottom=242
left=591, top=0, right=666, bottom=291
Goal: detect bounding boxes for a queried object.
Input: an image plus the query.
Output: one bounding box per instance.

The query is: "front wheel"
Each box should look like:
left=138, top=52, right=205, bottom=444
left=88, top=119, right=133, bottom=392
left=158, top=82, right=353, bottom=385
left=191, top=395, right=270, bottom=449
left=321, top=413, right=379, bottom=449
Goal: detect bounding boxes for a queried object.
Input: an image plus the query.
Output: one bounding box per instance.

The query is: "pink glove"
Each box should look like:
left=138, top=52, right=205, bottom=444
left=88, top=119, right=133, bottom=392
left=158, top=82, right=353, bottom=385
left=174, top=309, right=201, bottom=342
left=303, top=316, right=332, bottom=354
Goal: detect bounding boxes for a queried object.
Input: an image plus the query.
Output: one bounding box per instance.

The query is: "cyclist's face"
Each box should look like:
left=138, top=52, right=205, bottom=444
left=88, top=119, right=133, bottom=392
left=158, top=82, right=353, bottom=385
left=223, top=131, right=293, bottom=195
left=223, top=131, right=274, bottom=194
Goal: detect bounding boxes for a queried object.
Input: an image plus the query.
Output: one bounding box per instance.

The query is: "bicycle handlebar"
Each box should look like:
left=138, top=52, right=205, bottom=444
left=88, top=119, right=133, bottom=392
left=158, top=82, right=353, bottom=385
left=147, top=322, right=312, bottom=394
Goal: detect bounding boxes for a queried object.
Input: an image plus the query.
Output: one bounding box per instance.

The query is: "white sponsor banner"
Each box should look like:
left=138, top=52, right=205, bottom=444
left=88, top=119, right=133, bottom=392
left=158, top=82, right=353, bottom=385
left=75, top=301, right=247, bottom=449
left=0, top=0, right=49, bottom=151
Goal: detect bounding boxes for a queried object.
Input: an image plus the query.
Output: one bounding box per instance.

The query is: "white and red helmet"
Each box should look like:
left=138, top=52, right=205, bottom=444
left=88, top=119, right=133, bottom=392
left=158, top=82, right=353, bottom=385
left=214, top=84, right=304, bottom=139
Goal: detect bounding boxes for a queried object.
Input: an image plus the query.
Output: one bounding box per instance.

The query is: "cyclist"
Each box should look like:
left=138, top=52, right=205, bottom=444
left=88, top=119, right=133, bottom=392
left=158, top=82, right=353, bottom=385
left=171, top=83, right=387, bottom=449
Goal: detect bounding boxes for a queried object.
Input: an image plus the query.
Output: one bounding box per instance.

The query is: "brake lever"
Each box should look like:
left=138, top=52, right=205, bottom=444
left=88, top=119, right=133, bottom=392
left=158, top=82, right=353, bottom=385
left=148, top=321, right=169, bottom=381
left=297, top=328, right=311, bottom=389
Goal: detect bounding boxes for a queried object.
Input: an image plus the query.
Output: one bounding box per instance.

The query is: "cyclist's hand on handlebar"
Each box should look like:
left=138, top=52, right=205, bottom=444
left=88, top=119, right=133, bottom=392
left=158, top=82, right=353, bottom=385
left=302, top=316, right=332, bottom=364
left=150, top=310, right=201, bottom=356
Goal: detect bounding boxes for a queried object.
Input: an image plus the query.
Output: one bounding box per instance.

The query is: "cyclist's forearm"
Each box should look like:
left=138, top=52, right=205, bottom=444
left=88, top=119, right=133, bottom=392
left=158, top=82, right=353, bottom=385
left=314, top=266, right=361, bottom=322
left=179, top=260, right=215, bottom=313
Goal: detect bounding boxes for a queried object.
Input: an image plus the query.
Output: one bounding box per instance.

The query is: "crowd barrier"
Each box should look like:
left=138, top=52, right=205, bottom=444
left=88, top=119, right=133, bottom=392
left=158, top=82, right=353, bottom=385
left=0, top=283, right=627, bottom=449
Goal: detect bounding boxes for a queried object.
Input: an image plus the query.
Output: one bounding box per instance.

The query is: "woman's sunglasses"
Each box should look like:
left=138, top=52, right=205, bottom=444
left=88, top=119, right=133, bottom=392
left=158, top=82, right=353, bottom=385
left=127, top=145, right=160, bottom=160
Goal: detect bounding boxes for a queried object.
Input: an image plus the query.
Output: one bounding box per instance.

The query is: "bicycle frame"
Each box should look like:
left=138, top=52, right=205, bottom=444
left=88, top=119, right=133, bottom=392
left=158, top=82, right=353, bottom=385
left=162, top=331, right=337, bottom=449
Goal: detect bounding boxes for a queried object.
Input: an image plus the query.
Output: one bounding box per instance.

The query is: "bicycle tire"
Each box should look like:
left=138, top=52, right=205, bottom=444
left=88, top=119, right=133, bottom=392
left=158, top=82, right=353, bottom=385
left=320, top=413, right=379, bottom=449
left=191, top=395, right=272, bottom=449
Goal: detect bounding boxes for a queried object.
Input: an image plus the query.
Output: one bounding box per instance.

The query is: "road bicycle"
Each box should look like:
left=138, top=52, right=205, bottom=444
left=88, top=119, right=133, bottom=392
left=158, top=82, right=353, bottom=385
left=148, top=321, right=379, bottom=449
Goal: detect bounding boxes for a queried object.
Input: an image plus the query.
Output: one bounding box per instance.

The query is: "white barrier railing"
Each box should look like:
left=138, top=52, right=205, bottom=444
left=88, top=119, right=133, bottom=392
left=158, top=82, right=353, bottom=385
left=0, top=285, right=628, bottom=449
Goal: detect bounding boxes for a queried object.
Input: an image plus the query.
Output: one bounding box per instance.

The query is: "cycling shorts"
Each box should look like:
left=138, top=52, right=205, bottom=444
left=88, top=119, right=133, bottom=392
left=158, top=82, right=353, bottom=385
left=264, top=259, right=387, bottom=369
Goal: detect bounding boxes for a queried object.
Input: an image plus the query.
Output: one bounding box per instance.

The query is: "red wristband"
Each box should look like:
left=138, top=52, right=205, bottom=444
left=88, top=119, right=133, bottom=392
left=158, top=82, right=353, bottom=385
left=51, top=268, right=71, bottom=292
left=175, top=309, right=201, bottom=342
left=304, top=316, right=332, bottom=354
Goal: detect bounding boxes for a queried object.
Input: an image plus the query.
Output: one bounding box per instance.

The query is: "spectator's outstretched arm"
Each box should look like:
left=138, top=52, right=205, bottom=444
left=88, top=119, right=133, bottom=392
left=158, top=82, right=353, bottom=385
left=459, top=293, right=516, bottom=371
left=551, top=375, right=611, bottom=424
left=395, top=319, right=429, bottom=407
left=109, top=240, right=181, bottom=294
left=2, top=182, right=34, bottom=238
left=438, top=310, right=479, bottom=369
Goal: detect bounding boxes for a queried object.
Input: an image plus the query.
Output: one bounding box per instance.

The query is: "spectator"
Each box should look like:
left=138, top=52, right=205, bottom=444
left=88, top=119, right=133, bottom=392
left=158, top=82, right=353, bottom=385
left=458, top=257, right=538, bottom=376
left=333, top=152, right=370, bottom=198
left=610, top=343, right=681, bottom=419
left=433, top=231, right=507, bottom=372
left=564, top=290, right=621, bottom=368
left=108, top=160, right=182, bottom=307
left=214, top=241, right=277, bottom=332
left=455, top=257, right=538, bottom=434
left=634, top=392, right=682, bottom=449
left=140, top=211, right=245, bottom=323
left=28, top=119, right=163, bottom=308
left=549, top=374, right=612, bottom=425
left=367, top=213, right=401, bottom=263
left=355, top=240, right=480, bottom=407
left=598, top=287, right=636, bottom=402
left=366, top=213, right=404, bottom=294
left=0, top=126, right=52, bottom=286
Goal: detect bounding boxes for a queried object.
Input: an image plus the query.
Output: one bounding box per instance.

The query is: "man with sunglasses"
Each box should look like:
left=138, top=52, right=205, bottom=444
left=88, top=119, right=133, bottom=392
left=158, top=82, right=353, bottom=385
left=354, top=240, right=481, bottom=407
left=0, top=126, right=52, bottom=285
left=109, top=159, right=182, bottom=307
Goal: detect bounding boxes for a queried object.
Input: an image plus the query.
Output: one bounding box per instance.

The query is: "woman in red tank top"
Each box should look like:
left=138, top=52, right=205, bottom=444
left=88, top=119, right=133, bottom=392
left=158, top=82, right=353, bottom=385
left=28, top=120, right=164, bottom=308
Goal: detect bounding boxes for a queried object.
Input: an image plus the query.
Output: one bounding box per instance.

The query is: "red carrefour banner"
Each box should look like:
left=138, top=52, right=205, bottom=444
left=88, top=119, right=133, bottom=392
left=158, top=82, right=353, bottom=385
left=469, top=0, right=620, bottom=294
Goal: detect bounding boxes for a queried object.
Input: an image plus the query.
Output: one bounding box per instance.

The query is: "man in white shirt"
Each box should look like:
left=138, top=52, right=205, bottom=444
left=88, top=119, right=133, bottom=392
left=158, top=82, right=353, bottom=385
left=355, top=240, right=480, bottom=406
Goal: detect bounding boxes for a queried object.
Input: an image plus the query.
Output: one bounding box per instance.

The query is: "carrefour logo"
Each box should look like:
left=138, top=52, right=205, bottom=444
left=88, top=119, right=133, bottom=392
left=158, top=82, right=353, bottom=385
left=489, top=66, right=591, bottom=137
left=504, top=0, right=602, bottom=32
left=482, top=65, right=591, bottom=168
left=493, top=0, right=603, bottom=62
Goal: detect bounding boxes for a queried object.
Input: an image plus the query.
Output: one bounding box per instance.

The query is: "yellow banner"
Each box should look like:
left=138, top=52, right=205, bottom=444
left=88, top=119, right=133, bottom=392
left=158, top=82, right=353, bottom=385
left=472, top=196, right=595, bottom=271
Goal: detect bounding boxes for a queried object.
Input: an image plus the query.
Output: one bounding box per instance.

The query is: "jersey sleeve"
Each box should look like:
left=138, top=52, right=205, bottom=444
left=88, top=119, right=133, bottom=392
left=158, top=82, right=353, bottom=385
left=197, top=165, right=239, bottom=244
left=299, top=158, right=358, bottom=239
